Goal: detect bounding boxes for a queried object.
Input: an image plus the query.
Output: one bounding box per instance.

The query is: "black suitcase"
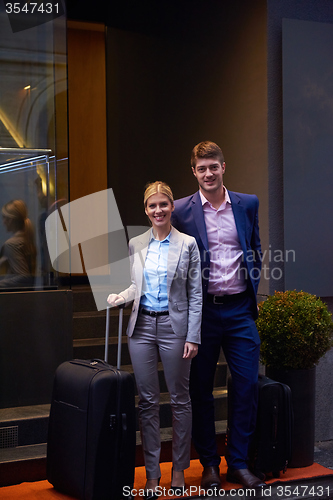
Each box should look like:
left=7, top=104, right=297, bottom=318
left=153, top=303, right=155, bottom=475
left=228, top=374, right=293, bottom=479
left=47, top=305, right=136, bottom=500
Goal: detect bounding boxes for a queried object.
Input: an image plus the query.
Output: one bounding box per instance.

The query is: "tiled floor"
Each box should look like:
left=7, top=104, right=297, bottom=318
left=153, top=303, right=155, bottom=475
left=314, top=440, right=333, bottom=470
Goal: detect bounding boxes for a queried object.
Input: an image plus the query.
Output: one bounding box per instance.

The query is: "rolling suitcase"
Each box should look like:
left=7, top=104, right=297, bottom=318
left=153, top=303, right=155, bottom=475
left=47, top=305, right=136, bottom=500
left=228, top=374, right=293, bottom=479
left=249, top=374, right=293, bottom=478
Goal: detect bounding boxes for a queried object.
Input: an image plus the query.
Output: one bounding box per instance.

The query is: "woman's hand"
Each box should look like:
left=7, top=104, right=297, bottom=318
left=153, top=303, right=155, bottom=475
left=183, top=342, right=198, bottom=359
left=107, top=293, right=125, bottom=307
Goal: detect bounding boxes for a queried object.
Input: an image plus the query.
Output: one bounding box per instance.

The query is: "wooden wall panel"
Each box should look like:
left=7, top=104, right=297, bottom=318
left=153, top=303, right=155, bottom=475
left=67, top=21, right=107, bottom=201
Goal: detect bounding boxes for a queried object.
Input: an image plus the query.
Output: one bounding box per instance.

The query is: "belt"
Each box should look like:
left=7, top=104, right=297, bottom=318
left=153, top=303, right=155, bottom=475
left=140, top=308, right=169, bottom=317
left=206, top=290, right=248, bottom=305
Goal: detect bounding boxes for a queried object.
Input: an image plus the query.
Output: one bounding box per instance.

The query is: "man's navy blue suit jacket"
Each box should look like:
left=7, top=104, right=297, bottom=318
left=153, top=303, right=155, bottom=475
left=172, top=190, right=262, bottom=319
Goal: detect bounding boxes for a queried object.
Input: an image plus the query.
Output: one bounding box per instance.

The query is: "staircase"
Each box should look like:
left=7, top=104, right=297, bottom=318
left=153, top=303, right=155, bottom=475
left=0, top=285, right=228, bottom=487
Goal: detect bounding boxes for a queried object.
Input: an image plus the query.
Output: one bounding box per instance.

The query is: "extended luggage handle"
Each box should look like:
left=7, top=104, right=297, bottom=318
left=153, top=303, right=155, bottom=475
left=105, top=303, right=125, bottom=369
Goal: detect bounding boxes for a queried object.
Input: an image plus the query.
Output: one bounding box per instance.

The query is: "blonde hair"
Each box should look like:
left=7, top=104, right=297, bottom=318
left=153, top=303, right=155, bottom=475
left=143, top=181, right=174, bottom=208
left=2, top=200, right=37, bottom=274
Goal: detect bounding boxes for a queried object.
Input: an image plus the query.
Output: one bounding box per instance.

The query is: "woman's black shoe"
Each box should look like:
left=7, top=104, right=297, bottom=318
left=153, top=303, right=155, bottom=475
left=144, top=478, right=160, bottom=500
left=170, top=468, right=185, bottom=496
left=143, top=491, right=158, bottom=500
left=169, top=485, right=185, bottom=496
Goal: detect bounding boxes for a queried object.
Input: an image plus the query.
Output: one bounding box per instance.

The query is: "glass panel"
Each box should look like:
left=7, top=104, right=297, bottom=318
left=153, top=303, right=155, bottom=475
left=0, top=4, right=71, bottom=417
left=0, top=148, right=55, bottom=288
left=0, top=7, right=68, bottom=290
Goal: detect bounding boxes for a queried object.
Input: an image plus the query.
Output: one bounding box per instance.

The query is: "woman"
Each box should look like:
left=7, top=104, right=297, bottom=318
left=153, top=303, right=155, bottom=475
left=107, top=181, right=202, bottom=497
left=0, top=200, right=37, bottom=288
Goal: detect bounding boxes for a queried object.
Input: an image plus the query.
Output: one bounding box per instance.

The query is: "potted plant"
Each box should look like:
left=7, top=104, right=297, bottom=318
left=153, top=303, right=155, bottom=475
left=256, top=290, right=333, bottom=467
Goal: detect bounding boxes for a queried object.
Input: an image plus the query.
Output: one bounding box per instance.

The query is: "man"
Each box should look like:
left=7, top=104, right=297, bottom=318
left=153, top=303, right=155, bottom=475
left=171, top=141, right=265, bottom=490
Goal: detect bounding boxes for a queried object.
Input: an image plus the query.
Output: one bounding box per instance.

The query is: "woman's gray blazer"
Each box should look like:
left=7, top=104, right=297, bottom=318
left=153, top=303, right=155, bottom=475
left=119, top=226, right=202, bottom=344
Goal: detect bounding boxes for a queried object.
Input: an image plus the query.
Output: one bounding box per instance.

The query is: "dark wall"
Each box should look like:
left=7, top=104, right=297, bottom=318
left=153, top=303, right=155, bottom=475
left=267, top=0, right=333, bottom=294
left=283, top=19, right=333, bottom=296
left=0, top=290, right=72, bottom=408
left=106, top=0, right=269, bottom=295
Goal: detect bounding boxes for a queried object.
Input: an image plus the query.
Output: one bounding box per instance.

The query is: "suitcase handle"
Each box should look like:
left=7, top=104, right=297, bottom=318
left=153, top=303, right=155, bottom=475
left=105, top=304, right=125, bottom=368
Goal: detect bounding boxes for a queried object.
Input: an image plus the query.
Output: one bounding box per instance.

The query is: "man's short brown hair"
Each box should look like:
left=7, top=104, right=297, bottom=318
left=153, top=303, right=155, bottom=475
left=191, top=141, right=225, bottom=169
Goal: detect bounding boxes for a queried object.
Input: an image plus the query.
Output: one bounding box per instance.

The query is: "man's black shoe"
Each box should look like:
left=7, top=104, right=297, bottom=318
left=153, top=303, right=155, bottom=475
left=226, top=468, right=266, bottom=489
left=201, top=466, right=221, bottom=489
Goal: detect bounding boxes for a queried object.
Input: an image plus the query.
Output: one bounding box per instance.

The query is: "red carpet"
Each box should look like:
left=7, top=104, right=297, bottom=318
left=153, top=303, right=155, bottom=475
left=1, top=458, right=332, bottom=499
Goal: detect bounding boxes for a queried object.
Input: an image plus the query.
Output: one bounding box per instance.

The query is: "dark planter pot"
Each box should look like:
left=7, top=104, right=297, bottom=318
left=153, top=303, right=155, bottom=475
left=266, top=366, right=316, bottom=468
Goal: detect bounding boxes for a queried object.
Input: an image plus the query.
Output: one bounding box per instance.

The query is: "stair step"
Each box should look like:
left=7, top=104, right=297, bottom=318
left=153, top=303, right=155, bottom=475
left=73, top=337, right=132, bottom=365
left=0, top=405, right=49, bottom=447
left=156, top=388, right=228, bottom=429
left=0, top=386, right=228, bottom=448
left=72, top=341, right=228, bottom=387
left=73, top=335, right=128, bottom=347
left=136, top=419, right=227, bottom=445
left=0, top=390, right=227, bottom=435
left=68, top=356, right=228, bottom=396
left=0, top=424, right=227, bottom=486
left=0, top=443, right=47, bottom=463
left=0, top=406, right=50, bottom=487
left=0, top=421, right=228, bottom=458
left=73, top=309, right=130, bottom=340
left=72, top=285, right=97, bottom=312
left=122, top=362, right=227, bottom=396
left=0, top=444, right=47, bottom=487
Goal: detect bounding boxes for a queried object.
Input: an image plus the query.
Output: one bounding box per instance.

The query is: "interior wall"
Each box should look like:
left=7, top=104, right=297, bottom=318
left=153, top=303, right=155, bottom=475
left=283, top=19, right=333, bottom=297
left=267, top=0, right=333, bottom=294
left=106, top=0, right=269, bottom=293
left=67, top=21, right=108, bottom=201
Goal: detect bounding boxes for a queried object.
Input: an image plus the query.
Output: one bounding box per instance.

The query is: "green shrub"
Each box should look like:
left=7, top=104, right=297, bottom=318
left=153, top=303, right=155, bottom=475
left=256, top=290, right=333, bottom=370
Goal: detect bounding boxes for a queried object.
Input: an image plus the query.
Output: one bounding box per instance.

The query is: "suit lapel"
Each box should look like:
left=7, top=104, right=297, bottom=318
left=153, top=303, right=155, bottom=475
left=190, top=190, right=246, bottom=252
left=229, top=191, right=247, bottom=252
left=133, top=230, right=150, bottom=296
left=167, top=227, right=183, bottom=292
left=191, top=191, right=209, bottom=251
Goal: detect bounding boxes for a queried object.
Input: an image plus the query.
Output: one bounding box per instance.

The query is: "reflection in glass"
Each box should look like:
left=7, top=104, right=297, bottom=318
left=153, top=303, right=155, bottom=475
left=0, top=199, right=37, bottom=288
left=0, top=149, right=64, bottom=288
